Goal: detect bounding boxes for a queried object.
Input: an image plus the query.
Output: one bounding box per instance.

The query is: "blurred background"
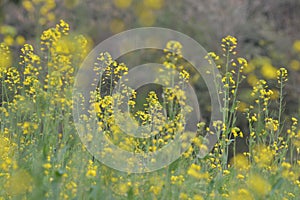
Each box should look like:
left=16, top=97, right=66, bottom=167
left=1, top=0, right=299, bottom=53
left=1, top=0, right=300, bottom=137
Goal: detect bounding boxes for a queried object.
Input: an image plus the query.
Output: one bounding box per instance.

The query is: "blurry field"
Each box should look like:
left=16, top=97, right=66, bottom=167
left=1, top=1, right=300, bottom=200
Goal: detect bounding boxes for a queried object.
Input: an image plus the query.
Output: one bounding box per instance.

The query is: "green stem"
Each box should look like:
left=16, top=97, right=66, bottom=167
left=277, top=78, right=283, bottom=139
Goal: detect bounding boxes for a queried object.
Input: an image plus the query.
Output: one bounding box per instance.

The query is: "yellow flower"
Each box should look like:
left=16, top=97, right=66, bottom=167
left=180, top=69, right=190, bottom=81
left=251, top=114, right=257, bottom=122
left=231, top=127, right=241, bottom=138
left=21, top=121, right=39, bottom=135
left=292, top=117, right=298, bottom=125
left=237, top=57, right=248, bottom=72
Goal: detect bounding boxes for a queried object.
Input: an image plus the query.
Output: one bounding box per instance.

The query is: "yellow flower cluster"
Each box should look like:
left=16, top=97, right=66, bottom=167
left=41, top=20, right=69, bottom=52
left=252, top=145, right=274, bottom=168
left=221, top=35, right=237, bottom=54
left=277, top=67, right=288, bottom=84
left=1, top=21, right=300, bottom=199
left=187, top=163, right=209, bottom=180
left=86, top=160, right=97, bottom=178
left=0, top=43, right=12, bottom=72
left=287, top=117, right=300, bottom=151
left=23, top=0, right=56, bottom=25
left=265, top=118, right=279, bottom=132
left=251, top=80, right=273, bottom=107
left=164, top=40, right=183, bottom=59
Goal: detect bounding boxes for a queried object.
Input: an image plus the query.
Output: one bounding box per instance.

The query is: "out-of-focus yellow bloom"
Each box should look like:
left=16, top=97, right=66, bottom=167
left=261, top=64, right=277, bottom=79
left=291, top=130, right=300, bottom=148
left=253, top=145, right=274, bottom=168
left=22, top=0, right=34, bottom=12
left=16, top=35, right=26, bottom=45
left=293, top=40, right=300, bottom=52
left=138, top=10, right=156, bottom=26
left=23, top=0, right=56, bottom=25
left=149, top=185, right=162, bottom=195
left=243, top=62, right=255, bottom=74
left=4, top=169, right=33, bottom=195
left=247, top=174, right=271, bottom=197
left=86, top=160, right=97, bottom=178
left=55, top=36, right=73, bottom=54
left=170, top=175, right=185, bottom=185
left=4, top=35, right=14, bottom=46
left=43, top=163, right=52, bottom=169
left=289, top=60, right=300, bottom=71
left=0, top=135, right=17, bottom=165
left=0, top=43, right=12, bottom=72
left=0, top=25, right=17, bottom=36
left=113, top=0, right=132, bottom=9
left=109, top=18, right=125, bottom=34
left=237, top=101, right=248, bottom=112
left=229, top=188, right=253, bottom=200
left=193, top=194, right=204, bottom=200
left=86, top=169, right=97, bottom=177
left=270, top=89, right=279, bottom=100
left=143, top=0, right=164, bottom=10
left=179, top=192, right=189, bottom=200
left=231, top=154, right=250, bottom=171
left=64, top=0, right=80, bottom=9
left=113, top=182, right=130, bottom=195
left=247, top=73, right=258, bottom=86
left=187, top=163, right=209, bottom=180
